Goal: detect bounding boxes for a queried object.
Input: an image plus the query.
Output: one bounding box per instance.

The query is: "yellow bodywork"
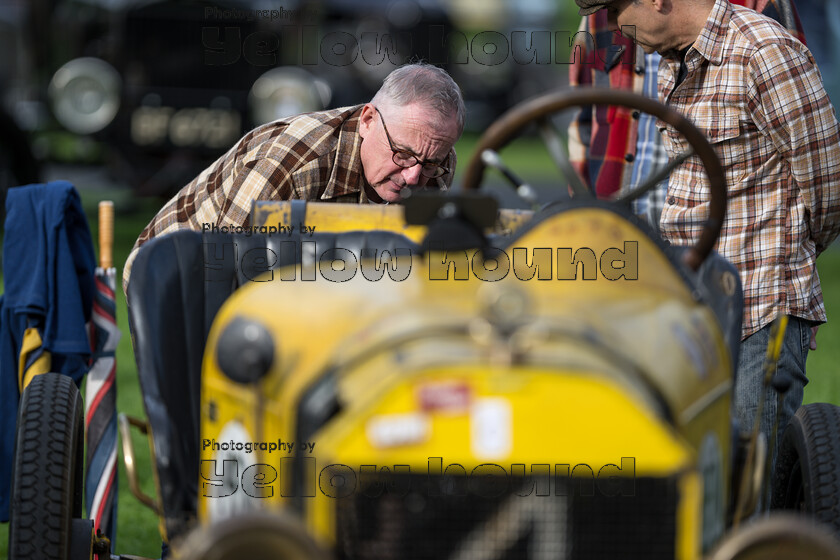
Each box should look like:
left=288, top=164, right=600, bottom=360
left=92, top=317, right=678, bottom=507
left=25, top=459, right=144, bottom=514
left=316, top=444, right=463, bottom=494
left=195, top=202, right=733, bottom=559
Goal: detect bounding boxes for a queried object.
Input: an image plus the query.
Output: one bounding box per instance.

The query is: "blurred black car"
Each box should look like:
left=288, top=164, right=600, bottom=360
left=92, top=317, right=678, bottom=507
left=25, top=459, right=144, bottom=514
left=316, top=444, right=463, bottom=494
left=9, top=0, right=334, bottom=195
left=0, top=0, right=42, bottom=215
left=2, top=0, right=563, bottom=197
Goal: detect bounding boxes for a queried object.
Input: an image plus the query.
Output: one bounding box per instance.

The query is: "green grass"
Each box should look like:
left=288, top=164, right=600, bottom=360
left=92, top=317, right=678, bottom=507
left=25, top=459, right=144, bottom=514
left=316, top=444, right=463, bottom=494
left=454, top=130, right=565, bottom=181
left=803, top=247, right=840, bottom=405
left=2, top=156, right=840, bottom=557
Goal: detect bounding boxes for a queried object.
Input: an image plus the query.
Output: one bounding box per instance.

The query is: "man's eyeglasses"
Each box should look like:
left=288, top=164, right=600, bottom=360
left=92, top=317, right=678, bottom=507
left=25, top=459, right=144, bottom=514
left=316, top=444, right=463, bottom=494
left=375, top=108, right=450, bottom=179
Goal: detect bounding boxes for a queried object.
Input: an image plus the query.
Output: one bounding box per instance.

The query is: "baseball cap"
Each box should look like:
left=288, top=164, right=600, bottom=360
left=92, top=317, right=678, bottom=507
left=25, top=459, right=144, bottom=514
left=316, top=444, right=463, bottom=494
left=575, top=0, right=617, bottom=16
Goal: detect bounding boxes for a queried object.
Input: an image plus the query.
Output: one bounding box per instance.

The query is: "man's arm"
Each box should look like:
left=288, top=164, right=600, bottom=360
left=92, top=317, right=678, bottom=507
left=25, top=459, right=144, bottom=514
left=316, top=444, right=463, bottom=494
left=122, top=147, right=297, bottom=293
left=747, top=42, right=840, bottom=254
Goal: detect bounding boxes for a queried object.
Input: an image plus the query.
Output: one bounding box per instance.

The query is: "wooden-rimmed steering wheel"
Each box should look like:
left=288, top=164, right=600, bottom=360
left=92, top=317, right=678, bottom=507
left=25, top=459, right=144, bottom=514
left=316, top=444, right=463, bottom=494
left=461, top=88, right=726, bottom=271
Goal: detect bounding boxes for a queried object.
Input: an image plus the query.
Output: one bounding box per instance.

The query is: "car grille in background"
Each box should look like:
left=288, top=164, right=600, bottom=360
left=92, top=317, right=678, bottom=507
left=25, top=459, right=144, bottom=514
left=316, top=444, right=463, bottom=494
left=334, top=474, right=678, bottom=560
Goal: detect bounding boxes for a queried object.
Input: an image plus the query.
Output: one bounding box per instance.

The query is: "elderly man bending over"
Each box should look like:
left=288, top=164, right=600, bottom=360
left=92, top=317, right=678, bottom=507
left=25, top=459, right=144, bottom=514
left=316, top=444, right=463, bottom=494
left=123, top=62, right=465, bottom=290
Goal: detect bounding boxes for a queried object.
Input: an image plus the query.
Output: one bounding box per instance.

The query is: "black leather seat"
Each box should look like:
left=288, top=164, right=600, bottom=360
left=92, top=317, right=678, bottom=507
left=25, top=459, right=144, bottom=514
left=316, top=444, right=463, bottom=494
left=126, top=228, right=418, bottom=540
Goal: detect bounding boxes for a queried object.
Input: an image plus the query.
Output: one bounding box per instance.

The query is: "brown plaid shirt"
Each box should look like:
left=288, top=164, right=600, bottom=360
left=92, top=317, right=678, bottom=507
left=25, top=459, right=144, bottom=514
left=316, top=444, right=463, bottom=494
left=659, top=0, right=840, bottom=338
left=123, top=105, right=456, bottom=290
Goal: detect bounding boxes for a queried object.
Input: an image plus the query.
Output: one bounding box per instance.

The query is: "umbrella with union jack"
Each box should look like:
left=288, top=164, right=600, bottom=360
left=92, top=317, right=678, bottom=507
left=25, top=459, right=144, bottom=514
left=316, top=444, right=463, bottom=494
left=85, top=200, right=121, bottom=547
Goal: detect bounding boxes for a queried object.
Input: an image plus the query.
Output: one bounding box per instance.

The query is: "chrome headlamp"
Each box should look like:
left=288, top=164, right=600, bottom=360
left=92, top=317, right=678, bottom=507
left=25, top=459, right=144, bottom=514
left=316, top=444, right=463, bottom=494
left=248, top=67, right=332, bottom=126
left=49, top=57, right=121, bottom=134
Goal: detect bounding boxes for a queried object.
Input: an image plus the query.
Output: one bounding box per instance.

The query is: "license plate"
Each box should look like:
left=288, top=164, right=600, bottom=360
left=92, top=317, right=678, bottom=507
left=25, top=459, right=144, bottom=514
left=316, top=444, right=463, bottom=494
left=131, top=106, right=241, bottom=148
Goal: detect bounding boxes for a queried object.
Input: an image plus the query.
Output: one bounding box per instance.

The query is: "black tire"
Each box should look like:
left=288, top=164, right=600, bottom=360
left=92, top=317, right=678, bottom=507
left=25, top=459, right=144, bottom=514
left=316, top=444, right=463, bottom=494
left=8, top=373, right=85, bottom=560
left=771, top=402, right=840, bottom=536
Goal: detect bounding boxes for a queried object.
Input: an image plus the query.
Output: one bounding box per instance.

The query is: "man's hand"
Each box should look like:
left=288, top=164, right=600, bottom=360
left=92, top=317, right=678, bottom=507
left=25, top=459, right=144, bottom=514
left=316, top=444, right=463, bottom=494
left=810, top=325, right=819, bottom=351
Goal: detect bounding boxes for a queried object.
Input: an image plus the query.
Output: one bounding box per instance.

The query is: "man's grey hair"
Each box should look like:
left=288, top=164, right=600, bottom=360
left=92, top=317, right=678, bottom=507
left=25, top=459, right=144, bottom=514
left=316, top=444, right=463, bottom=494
left=371, top=63, right=466, bottom=135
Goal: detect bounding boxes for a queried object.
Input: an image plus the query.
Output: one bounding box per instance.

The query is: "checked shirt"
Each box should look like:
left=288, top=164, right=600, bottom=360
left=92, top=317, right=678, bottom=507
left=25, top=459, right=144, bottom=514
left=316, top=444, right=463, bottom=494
left=658, top=0, right=840, bottom=338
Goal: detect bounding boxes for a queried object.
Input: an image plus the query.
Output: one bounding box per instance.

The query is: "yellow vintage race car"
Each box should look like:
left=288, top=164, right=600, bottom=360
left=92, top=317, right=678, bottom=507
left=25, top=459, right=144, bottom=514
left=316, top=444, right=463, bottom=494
left=8, top=89, right=840, bottom=560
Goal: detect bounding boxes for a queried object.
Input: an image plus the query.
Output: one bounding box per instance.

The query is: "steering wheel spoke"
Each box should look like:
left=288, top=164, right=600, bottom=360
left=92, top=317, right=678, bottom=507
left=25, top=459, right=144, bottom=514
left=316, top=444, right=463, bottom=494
left=535, top=117, right=592, bottom=199
left=614, top=148, right=695, bottom=204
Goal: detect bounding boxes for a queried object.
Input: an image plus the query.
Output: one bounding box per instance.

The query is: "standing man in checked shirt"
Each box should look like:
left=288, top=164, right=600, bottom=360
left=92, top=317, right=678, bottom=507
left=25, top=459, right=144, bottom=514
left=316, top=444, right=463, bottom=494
left=569, top=0, right=806, bottom=231
left=574, top=0, right=840, bottom=477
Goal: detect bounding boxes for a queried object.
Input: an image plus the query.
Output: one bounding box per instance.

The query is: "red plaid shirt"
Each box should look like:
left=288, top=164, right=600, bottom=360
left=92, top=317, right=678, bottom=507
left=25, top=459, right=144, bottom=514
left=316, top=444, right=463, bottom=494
left=568, top=0, right=806, bottom=199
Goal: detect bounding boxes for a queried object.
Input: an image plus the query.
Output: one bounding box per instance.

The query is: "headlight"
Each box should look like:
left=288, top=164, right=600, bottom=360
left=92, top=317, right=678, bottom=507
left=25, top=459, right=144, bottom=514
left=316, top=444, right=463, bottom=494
left=248, top=67, right=332, bottom=126
left=216, top=317, right=275, bottom=384
left=49, top=57, right=121, bottom=134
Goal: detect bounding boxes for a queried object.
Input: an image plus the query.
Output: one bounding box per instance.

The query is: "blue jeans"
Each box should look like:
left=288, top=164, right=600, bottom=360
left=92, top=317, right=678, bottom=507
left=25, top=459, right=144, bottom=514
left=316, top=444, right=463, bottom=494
left=733, top=316, right=811, bottom=478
